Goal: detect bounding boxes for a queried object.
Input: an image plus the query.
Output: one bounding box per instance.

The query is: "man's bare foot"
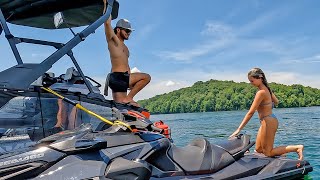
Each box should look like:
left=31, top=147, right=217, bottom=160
left=122, top=97, right=140, bottom=107
left=127, top=101, right=140, bottom=107
left=297, top=145, right=304, bottom=160
left=122, top=100, right=140, bottom=107
left=54, top=124, right=63, bottom=129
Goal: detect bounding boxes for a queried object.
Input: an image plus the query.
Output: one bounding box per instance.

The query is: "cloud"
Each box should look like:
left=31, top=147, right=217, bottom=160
left=156, top=7, right=286, bottom=63
left=131, top=67, right=141, bottom=73
left=268, top=71, right=320, bottom=88
left=25, top=53, right=50, bottom=59
left=155, top=22, right=234, bottom=62
left=278, top=54, right=320, bottom=64
left=135, top=80, right=188, bottom=100
left=201, top=21, right=234, bottom=39
left=137, top=24, right=156, bottom=37
left=165, top=80, right=178, bottom=86
left=157, top=38, right=233, bottom=62
left=133, top=24, right=158, bottom=44
left=238, top=11, right=279, bottom=35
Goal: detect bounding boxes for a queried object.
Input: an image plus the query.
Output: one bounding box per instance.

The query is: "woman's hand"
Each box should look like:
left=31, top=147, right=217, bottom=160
left=229, top=128, right=241, bottom=138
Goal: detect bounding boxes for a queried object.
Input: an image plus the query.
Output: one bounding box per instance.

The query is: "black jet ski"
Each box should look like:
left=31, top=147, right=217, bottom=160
left=0, top=114, right=313, bottom=179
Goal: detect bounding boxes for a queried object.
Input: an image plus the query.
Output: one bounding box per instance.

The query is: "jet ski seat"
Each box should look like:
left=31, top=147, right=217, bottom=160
left=215, top=134, right=251, bottom=157
left=168, top=138, right=235, bottom=175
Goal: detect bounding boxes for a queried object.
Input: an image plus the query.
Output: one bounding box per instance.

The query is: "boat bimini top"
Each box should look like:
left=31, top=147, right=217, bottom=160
left=0, top=0, right=119, bottom=29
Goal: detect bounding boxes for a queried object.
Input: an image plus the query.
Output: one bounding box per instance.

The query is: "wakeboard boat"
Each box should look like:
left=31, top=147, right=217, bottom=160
left=0, top=0, right=146, bottom=152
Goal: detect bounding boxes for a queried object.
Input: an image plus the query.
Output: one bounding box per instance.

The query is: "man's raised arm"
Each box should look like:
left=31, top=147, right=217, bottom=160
left=103, top=0, right=116, bottom=42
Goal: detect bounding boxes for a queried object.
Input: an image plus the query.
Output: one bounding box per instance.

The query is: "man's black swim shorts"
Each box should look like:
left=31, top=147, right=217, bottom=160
left=108, top=71, right=130, bottom=92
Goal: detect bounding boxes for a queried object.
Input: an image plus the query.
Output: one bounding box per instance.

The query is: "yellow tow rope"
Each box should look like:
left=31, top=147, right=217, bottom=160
left=41, top=87, right=132, bottom=132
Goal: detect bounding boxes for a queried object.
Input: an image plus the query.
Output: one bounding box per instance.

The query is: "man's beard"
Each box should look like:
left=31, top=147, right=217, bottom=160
left=121, top=32, right=129, bottom=40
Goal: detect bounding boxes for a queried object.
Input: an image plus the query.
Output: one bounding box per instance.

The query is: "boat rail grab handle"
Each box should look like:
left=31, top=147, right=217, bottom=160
left=79, top=0, right=115, bottom=39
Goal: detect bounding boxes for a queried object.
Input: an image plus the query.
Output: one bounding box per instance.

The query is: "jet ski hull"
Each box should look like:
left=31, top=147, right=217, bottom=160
left=0, top=130, right=312, bottom=180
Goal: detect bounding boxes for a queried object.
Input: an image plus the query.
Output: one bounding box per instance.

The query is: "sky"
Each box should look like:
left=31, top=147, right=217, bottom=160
left=1, top=0, right=320, bottom=100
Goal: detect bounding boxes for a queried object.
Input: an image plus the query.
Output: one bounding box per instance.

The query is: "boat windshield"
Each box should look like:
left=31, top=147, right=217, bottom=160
left=0, top=96, right=114, bottom=138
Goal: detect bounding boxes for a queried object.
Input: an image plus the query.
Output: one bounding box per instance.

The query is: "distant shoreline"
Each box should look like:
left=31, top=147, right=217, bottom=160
left=149, top=105, right=320, bottom=115
left=139, top=80, right=320, bottom=114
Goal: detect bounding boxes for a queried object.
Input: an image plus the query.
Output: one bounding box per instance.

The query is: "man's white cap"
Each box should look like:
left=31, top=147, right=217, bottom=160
left=116, top=18, right=135, bottom=31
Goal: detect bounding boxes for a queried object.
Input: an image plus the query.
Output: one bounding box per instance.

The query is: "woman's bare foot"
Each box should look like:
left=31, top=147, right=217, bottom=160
left=296, top=145, right=304, bottom=160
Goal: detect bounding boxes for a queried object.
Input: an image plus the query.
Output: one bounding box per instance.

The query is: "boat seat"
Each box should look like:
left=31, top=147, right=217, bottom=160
left=167, top=138, right=234, bottom=175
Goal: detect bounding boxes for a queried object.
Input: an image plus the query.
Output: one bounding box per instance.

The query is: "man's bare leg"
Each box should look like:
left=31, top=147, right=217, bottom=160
left=123, top=73, right=151, bottom=106
left=112, top=92, right=127, bottom=103
left=68, top=106, right=78, bottom=130
left=55, top=99, right=67, bottom=128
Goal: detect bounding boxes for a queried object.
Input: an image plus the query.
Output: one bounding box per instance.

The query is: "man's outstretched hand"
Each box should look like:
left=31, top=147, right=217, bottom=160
left=103, top=0, right=107, bottom=14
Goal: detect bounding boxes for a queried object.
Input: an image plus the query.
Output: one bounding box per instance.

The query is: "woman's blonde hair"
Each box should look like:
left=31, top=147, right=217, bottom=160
left=248, top=68, right=272, bottom=95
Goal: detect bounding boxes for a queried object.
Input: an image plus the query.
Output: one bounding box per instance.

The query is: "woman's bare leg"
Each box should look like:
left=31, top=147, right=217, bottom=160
left=262, top=118, right=304, bottom=160
left=270, top=145, right=304, bottom=160
left=255, top=125, right=264, bottom=153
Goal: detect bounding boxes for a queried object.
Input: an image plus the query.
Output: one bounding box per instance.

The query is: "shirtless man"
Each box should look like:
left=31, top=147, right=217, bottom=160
left=103, top=1, right=151, bottom=107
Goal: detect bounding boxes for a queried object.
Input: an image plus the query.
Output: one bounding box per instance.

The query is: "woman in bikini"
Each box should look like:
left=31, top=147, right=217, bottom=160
left=229, top=68, right=304, bottom=160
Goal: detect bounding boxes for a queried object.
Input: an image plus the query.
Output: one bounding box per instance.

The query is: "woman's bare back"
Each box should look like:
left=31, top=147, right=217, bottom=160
left=257, top=89, right=273, bottom=119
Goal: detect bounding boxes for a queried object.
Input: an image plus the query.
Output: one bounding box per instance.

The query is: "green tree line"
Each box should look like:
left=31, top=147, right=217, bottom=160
left=138, top=80, right=320, bottom=114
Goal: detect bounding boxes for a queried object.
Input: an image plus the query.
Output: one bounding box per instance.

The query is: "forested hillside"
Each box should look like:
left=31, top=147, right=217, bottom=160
left=138, top=80, right=320, bottom=114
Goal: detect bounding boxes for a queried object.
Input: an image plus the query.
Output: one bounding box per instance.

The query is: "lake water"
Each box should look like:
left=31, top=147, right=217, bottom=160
left=151, top=106, right=320, bottom=180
